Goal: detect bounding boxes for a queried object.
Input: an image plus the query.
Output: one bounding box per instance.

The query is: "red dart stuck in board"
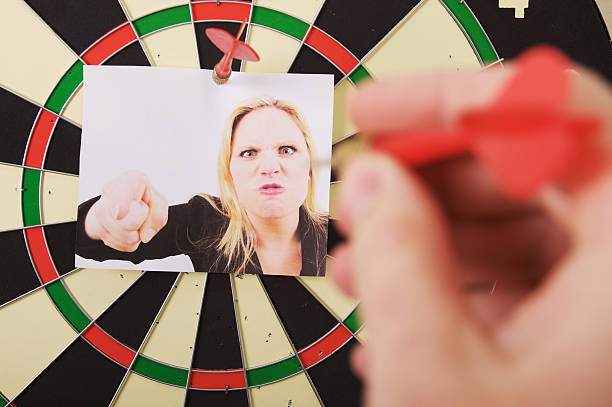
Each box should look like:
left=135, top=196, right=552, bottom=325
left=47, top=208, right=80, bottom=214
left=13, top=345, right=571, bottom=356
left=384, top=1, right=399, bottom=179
left=205, top=21, right=260, bottom=84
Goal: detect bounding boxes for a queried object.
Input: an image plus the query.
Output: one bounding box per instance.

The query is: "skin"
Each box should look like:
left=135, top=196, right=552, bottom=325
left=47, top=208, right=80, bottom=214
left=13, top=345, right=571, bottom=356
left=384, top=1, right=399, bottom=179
left=230, top=107, right=311, bottom=275
left=332, top=64, right=612, bottom=406
left=84, top=107, right=312, bottom=276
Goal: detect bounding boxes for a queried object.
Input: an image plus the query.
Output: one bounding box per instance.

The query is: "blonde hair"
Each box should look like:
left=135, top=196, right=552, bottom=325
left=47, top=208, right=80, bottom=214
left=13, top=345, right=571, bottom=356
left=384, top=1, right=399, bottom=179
left=203, top=96, right=327, bottom=274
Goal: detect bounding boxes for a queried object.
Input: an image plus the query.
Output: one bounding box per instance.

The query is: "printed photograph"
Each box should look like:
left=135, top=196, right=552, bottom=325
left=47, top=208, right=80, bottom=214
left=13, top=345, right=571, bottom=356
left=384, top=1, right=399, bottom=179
left=76, top=66, right=333, bottom=276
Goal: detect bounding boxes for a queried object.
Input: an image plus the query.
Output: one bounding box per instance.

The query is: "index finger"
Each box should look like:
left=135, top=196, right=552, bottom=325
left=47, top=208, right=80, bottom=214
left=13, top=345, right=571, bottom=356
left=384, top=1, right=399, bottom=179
left=349, top=68, right=512, bottom=134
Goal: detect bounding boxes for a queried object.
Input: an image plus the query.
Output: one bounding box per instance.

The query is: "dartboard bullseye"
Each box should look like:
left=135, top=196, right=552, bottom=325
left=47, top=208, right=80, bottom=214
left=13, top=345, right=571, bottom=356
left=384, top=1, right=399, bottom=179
left=1, top=0, right=610, bottom=406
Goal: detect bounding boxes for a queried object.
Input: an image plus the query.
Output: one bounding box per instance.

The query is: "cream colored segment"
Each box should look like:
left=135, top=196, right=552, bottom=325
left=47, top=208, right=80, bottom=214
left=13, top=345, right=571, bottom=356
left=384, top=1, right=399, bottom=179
left=595, top=0, right=612, bottom=34
left=249, top=372, right=322, bottom=407
left=253, top=0, right=323, bottom=24
left=363, top=0, right=481, bottom=78
left=141, top=25, right=199, bottom=68
left=356, top=326, right=368, bottom=343
left=233, top=274, right=294, bottom=367
left=113, top=372, right=185, bottom=407
left=40, top=172, right=78, bottom=224
left=243, top=26, right=301, bottom=73
left=0, top=289, right=77, bottom=399
left=0, top=0, right=77, bottom=104
left=299, top=274, right=357, bottom=322
left=61, top=86, right=83, bottom=126
left=329, top=183, right=339, bottom=218
left=120, top=0, right=189, bottom=20
left=62, top=269, right=141, bottom=319
left=332, top=80, right=357, bottom=143
left=140, top=272, right=205, bottom=368
left=0, top=164, right=23, bottom=231
left=499, top=0, right=528, bottom=18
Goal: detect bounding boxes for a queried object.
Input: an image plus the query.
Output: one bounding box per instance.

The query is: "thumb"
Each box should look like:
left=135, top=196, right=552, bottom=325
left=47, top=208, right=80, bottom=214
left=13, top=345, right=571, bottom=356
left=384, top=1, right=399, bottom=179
left=340, top=153, right=466, bottom=333
left=139, top=186, right=168, bottom=243
left=113, top=200, right=131, bottom=221
left=339, top=154, right=494, bottom=406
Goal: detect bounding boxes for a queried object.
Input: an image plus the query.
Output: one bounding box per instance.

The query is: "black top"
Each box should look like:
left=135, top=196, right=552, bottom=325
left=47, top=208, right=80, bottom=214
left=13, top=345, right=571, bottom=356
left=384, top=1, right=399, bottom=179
left=75, top=195, right=327, bottom=276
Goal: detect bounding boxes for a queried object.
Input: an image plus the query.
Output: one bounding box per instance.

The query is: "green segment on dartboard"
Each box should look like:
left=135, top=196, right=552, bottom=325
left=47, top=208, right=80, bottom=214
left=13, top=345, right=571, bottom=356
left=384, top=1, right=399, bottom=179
left=46, top=281, right=91, bottom=332
left=251, top=6, right=309, bottom=40
left=343, top=307, right=362, bottom=334
left=440, top=0, right=498, bottom=65
left=131, top=355, right=189, bottom=386
left=348, top=65, right=371, bottom=85
left=246, top=355, right=302, bottom=386
left=45, top=60, right=83, bottom=114
left=22, top=168, right=41, bottom=226
left=0, top=391, right=8, bottom=407
left=133, top=5, right=191, bottom=36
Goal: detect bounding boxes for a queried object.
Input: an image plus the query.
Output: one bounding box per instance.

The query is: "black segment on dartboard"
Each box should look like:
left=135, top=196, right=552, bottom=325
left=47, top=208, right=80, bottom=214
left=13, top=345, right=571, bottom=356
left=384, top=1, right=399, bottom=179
left=191, top=274, right=243, bottom=369
left=312, top=0, right=422, bottom=60
left=289, top=45, right=344, bottom=84
left=185, top=388, right=249, bottom=407
left=467, top=0, right=612, bottom=81
left=43, top=222, right=76, bottom=276
left=194, top=22, right=246, bottom=71
left=13, top=337, right=126, bottom=407
left=259, top=275, right=337, bottom=350
left=327, top=219, right=344, bottom=253
left=0, top=87, right=39, bottom=165
left=44, top=118, right=81, bottom=175
left=307, top=337, right=363, bottom=407
left=103, top=41, right=150, bottom=66
left=96, top=271, right=178, bottom=350
left=0, top=231, right=40, bottom=306
left=24, top=0, right=129, bottom=55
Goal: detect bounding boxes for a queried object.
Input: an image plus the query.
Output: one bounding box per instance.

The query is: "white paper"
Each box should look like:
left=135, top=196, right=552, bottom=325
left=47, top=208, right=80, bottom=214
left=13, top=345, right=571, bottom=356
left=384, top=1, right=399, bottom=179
left=77, top=65, right=333, bottom=273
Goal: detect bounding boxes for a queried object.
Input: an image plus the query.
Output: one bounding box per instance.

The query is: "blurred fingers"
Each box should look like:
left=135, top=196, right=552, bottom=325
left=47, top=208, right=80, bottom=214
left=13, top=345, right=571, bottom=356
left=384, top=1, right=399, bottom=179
left=349, top=69, right=512, bottom=134
left=329, top=244, right=356, bottom=297
left=350, top=344, right=368, bottom=380
left=338, top=153, right=471, bottom=339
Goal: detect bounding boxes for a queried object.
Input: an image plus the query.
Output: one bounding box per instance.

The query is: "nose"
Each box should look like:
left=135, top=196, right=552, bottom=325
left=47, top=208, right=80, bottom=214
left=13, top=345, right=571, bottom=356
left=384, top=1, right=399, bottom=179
left=259, top=152, right=281, bottom=176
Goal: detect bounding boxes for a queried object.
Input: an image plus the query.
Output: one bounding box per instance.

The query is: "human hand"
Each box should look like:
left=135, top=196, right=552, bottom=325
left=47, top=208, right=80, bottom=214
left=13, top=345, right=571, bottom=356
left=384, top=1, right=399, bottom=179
left=84, top=170, right=168, bottom=251
left=332, top=62, right=612, bottom=406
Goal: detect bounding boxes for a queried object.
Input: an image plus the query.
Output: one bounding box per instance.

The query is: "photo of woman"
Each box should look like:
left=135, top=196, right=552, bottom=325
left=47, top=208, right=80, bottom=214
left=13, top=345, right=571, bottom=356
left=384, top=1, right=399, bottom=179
left=76, top=96, right=329, bottom=276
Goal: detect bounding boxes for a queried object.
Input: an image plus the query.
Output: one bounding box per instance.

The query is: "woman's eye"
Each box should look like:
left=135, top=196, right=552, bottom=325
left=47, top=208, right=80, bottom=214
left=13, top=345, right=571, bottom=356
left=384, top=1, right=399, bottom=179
left=240, top=149, right=257, bottom=158
left=279, top=146, right=296, bottom=155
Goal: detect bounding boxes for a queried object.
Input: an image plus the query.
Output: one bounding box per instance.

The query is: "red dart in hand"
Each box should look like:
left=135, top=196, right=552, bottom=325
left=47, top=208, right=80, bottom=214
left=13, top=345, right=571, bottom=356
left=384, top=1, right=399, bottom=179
left=206, top=21, right=260, bottom=84
left=372, top=47, right=602, bottom=200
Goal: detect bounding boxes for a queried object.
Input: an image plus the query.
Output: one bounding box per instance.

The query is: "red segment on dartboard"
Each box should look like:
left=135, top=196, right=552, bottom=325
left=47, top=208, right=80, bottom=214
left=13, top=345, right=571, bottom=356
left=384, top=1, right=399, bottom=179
left=81, top=23, right=137, bottom=65
left=304, top=27, right=359, bottom=74
left=24, top=109, right=57, bottom=168
left=191, top=1, right=250, bottom=22
left=82, top=324, right=136, bottom=368
left=298, top=324, right=353, bottom=368
left=189, top=369, right=246, bottom=390
left=24, top=227, right=59, bottom=284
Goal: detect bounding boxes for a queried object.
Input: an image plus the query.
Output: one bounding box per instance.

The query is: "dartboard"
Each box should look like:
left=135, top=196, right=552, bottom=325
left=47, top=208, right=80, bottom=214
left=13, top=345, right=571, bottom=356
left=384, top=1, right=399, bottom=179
left=1, top=1, right=610, bottom=406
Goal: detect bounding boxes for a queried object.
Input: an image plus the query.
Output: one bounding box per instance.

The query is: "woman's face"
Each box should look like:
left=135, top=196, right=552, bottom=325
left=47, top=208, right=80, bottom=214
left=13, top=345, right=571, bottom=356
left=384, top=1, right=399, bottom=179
left=229, top=107, right=311, bottom=219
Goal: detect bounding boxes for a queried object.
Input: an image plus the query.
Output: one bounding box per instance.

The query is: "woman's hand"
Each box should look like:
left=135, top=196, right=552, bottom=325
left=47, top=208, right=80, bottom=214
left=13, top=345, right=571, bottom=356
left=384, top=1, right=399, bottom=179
left=84, top=170, right=168, bottom=252
left=332, top=63, right=612, bottom=406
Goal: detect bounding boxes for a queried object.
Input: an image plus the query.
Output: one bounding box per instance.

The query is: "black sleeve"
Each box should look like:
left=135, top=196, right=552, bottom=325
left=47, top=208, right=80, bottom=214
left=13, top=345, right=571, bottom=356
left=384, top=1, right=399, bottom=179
left=75, top=195, right=220, bottom=264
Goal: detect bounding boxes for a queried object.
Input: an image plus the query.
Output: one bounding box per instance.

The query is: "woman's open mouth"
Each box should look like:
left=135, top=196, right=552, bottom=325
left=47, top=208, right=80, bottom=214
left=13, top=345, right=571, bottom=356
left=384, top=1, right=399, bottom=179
left=258, top=183, right=286, bottom=195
